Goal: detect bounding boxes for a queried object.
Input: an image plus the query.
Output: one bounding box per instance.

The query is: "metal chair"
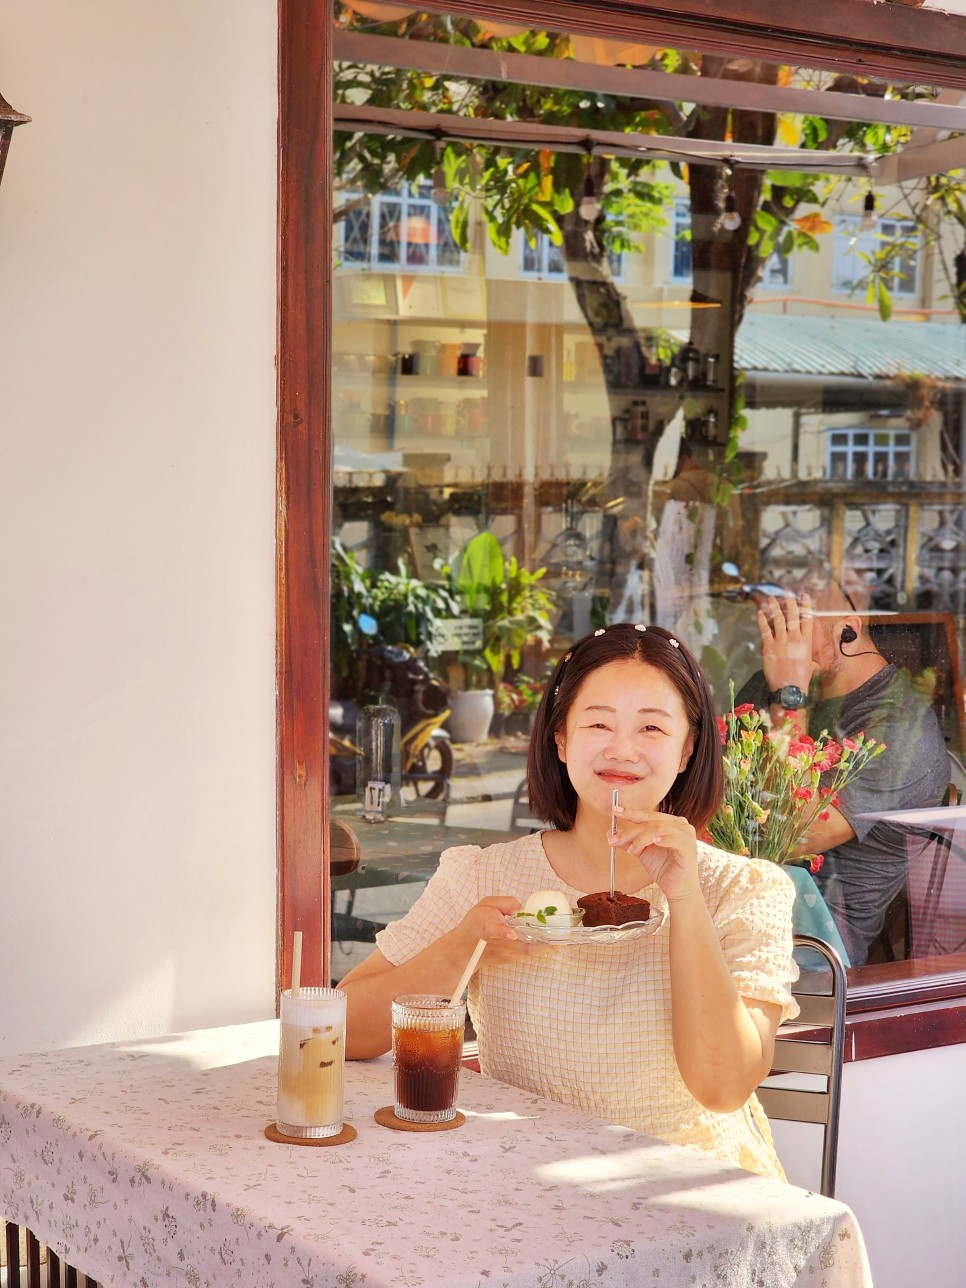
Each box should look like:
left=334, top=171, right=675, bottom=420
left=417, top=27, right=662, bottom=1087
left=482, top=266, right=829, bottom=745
left=757, top=933, right=847, bottom=1198
left=399, top=774, right=451, bottom=821
left=509, top=778, right=549, bottom=832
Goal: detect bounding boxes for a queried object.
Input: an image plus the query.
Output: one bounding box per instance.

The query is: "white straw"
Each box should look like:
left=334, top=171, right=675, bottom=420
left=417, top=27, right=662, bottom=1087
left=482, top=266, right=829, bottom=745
left=609, top=788, right=619, bottom=897
left=291, top=931, right=303, bottom=998
left=450, top=938, right=486, bottom=1006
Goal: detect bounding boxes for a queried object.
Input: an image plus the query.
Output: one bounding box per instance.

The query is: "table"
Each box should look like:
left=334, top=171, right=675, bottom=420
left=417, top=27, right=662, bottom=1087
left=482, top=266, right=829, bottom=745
left=856, top=803, right=966, bottom=830
left=334, top=815, right=849, bottom=964
left=332, top=813, right=517, bottom=891
left=0, top=1021, right=873, bottom=1288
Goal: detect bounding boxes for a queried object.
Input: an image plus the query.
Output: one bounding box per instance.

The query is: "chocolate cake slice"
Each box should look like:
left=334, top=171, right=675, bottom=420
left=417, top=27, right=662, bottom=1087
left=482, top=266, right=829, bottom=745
left=576, top=891, right=651, bottom=927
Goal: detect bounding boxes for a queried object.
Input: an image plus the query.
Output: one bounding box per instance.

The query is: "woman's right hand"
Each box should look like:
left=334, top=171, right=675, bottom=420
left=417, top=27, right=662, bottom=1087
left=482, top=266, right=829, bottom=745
left=340, top=895, right=543, bottom=1058
left=459, top=895, right=542, bottom=968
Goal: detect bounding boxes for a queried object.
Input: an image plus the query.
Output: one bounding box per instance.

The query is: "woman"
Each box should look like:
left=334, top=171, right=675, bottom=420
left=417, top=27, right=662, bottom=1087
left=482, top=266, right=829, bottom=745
left=340, top=623, right=799, bottom=1179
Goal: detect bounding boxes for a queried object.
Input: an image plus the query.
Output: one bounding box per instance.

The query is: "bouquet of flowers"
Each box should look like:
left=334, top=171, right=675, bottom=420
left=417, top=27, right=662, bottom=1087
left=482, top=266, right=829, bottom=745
left=707, top=692, right=885, bottom=870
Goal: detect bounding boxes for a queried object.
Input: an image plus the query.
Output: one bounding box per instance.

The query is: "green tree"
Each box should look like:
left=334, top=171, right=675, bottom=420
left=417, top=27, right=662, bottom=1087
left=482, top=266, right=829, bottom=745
left=333, top=6, right=964, bottom=610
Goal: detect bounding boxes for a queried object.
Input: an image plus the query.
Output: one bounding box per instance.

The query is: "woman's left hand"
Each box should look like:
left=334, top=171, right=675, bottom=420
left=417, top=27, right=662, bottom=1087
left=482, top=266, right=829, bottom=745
left=610, top=805, right=699, bottom=904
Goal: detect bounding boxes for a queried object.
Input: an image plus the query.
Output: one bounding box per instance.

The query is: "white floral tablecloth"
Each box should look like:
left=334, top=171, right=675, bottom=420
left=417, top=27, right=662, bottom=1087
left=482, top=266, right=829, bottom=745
left=0, top=1020, right=872, bottom=1288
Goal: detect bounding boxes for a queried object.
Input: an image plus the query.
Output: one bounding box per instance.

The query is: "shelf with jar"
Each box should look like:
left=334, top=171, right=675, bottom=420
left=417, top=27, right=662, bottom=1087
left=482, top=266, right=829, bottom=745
left=392, top=393, right=489, bottom=441
left=562, top=337, right=725, bottom=394
left=334, top=372, right=488, bottom=392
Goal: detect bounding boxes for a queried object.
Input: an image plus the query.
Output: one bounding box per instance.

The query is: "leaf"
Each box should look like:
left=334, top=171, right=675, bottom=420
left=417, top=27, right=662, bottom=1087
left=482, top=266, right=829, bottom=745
left=792, top=212, right=833, bottom=236
left=877, top=277, right=894, bottom=321
left=777, top=116, right=801, bottom=148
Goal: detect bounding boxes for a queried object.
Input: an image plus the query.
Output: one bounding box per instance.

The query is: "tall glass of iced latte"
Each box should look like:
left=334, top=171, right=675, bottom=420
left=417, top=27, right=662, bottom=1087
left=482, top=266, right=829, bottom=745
left=276, top=987, right=347, bottom=1139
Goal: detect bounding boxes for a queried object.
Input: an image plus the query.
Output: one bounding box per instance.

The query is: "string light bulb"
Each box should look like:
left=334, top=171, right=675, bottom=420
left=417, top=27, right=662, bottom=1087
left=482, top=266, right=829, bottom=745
left=431, top=134, right=448, bottom=206
left=579, top=139, right=601, bottom=222
left=579, top=171, right=600, bottom=222
left=431, top=164, right=448, bottom=206
left=721, top=167, right=741, bottom=231
left=860, top=188, right=877, bottom=232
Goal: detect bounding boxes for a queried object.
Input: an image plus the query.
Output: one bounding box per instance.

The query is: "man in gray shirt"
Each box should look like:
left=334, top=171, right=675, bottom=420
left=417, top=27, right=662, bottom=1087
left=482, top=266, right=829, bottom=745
left=737, top=583, right=949, bottom=967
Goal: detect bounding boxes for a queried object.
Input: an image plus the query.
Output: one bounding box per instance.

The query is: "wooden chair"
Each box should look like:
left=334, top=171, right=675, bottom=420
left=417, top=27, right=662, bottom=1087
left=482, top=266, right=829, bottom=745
left=330, top=818, right=361, bottom=877
left=757, top=934, right=847, bottom=1198
left=329, top=818, right=383, bottom=947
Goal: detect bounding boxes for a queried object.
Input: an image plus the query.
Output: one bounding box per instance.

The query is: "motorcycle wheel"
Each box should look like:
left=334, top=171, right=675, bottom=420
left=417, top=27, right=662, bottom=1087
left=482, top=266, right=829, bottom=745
left=407, top=737, right=454, bottom=799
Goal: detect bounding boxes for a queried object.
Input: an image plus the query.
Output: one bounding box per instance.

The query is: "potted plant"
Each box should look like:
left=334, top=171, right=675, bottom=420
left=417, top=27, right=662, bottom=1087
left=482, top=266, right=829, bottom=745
left=331, top=540, right=460, bottom=699
left=496, top=671, right=548, bottom=735
left=368, top=559, right=461, bottom=661
left=446, top=532, right=558, bottom=741
left=447, top=653, right=497, bottom=743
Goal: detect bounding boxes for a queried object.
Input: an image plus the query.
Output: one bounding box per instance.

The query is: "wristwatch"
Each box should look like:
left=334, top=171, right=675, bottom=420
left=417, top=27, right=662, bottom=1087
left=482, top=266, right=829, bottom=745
left=767, top=684, right=807, bottom=710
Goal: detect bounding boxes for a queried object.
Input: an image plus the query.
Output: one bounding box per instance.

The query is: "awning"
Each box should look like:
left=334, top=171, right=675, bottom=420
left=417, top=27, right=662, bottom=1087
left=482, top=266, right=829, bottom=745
left=735, top=313, right=966, bottom=381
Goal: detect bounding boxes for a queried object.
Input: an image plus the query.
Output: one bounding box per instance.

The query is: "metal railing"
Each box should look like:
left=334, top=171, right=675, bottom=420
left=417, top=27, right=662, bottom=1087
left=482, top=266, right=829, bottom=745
left=2, top=1223, right=99, bottom=1288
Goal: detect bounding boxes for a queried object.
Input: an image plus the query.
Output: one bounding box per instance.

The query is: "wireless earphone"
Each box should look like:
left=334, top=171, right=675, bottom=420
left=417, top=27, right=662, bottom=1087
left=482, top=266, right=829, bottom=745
left=841, top=625, right=858, bottom=645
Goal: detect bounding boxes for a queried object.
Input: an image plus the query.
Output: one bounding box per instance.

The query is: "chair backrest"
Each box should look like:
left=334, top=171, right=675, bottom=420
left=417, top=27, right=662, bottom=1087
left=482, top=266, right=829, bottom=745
left=509, top=778, right=549, bottom=832
left=399, top=774, right=451, bottom=822
left=905, top=776, right=966, bottom=957
left=945, top=750, right=965, bottom=804
left=757, top=933, right=847, bottom=1198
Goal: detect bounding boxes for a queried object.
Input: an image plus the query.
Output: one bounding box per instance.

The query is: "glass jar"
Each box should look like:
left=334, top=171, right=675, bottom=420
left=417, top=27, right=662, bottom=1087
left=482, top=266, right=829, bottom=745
left=355, top=704, right=402, bottom=823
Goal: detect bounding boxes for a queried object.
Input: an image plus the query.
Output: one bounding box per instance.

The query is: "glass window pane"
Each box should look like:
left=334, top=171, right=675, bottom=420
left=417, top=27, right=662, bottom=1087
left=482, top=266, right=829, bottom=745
left=330, top=11, right=966, bottom=990
left=376, top=199, right=401, bottom=265
left=342, top=205, right=370, bottom=263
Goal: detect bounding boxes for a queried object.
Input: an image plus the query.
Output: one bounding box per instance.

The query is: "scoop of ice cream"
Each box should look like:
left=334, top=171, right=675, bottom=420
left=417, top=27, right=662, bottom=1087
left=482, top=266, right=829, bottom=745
left=522, top=889, right=571, bottom=918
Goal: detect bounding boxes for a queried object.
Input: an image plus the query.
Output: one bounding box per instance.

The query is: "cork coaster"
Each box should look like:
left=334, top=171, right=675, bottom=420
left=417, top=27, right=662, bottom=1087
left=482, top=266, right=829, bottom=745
left=264, top=1122, right=358, bottom=1146
left=373, top=1105, right=466, bottom=1132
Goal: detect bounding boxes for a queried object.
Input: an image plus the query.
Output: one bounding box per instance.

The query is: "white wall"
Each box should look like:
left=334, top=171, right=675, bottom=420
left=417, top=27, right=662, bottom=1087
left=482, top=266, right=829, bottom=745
left=771, top=1041, right=966, bottom=1287
left=0, top=2, right=278, bottom=1053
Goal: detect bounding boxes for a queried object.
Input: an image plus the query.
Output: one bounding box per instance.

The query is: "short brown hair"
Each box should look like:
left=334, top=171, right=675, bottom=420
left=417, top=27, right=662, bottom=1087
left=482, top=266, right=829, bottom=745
left=526, top=623, right=723, bottom=832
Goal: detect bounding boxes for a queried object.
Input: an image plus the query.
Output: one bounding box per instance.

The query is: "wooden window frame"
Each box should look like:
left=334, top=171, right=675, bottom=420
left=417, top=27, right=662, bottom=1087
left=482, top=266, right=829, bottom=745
left=276, top=0, right=966, bottom=1031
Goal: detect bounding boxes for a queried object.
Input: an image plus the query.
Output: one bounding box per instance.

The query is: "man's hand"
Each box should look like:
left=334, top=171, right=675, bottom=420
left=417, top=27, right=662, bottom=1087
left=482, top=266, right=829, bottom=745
left=757, top=591, right=815, bottom=695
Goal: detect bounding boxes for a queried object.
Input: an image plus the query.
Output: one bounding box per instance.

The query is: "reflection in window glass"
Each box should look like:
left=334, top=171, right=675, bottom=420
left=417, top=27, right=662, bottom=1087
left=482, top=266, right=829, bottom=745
left=330, top=11, right=966, bottom=983
left=829, top=428, right=913, bottom=481
left=671, top=197, right=791, bottom=289
left=522, top=231, right=623, bottom=280
left=833, top=215, right=920, bottom=298
left=340, top=184, right=464, bottom=272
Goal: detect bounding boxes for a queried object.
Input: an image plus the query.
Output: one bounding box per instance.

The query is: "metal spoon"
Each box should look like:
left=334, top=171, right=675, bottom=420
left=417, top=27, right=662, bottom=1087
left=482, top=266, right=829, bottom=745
left=609, top=788, right=619, bottom=898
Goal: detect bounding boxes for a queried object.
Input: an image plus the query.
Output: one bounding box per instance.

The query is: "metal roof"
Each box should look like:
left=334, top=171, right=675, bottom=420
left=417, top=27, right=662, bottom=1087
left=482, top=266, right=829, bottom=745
left=732, top=313, right=966, bottom=381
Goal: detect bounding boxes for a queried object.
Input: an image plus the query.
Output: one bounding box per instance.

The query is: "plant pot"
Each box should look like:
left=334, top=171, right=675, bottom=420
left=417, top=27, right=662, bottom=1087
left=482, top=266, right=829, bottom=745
left=447, top=689, right=495, bottom=743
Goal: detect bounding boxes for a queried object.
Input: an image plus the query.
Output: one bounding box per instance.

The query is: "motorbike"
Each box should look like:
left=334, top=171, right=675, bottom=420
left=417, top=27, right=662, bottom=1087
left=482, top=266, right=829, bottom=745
left=329, top=643, right=454, bottom=801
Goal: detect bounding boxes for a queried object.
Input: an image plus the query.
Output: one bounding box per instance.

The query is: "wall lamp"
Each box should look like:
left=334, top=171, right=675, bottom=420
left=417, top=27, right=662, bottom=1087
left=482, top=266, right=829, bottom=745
left=0, top=91, right=31, bottom=191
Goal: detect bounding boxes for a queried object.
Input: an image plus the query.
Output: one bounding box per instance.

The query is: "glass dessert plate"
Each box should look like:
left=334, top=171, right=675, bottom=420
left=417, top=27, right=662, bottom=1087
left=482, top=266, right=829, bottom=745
left=506, top=905, right=666, bottom=947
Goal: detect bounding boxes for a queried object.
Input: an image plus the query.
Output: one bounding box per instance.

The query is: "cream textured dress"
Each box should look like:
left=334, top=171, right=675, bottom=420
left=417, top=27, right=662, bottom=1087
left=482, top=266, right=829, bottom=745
left=376, top=832, right=800, bottom=1180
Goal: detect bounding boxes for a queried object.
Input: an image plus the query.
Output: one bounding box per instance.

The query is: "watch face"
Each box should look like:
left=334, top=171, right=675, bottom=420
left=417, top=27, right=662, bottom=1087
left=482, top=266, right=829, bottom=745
left=778, top=685, right=806, bottom=709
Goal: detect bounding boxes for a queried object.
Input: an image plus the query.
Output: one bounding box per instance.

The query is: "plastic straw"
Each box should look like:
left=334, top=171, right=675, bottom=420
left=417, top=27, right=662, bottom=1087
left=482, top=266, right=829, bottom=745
left=609, top=788, right=619, bottom=897
left=291, top=931, right=303, bottom=998
left=449, top=938, right=486, bottom=1006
